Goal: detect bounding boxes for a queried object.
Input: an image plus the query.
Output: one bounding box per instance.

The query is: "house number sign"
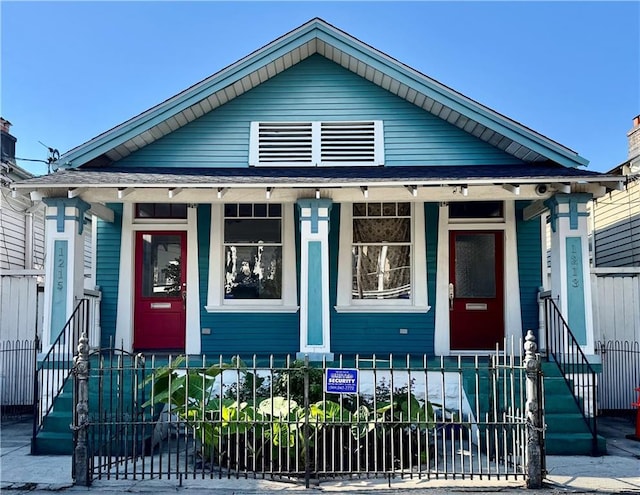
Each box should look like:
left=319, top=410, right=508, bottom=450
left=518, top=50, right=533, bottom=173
left=51, top=240, right=68, bottom=339
left=565, top=236, right=586, bottom=345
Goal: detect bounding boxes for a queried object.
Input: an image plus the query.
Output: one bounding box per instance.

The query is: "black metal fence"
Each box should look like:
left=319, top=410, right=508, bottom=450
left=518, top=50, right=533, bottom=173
left=596, top=340, right=640, bottom=411
left=80, top=343, right=537, bottom=486
left=0, top=338, right=39, bottom=418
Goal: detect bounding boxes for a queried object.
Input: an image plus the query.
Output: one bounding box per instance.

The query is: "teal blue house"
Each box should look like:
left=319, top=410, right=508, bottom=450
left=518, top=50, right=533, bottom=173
left=15, top=18, right=622, bottom=361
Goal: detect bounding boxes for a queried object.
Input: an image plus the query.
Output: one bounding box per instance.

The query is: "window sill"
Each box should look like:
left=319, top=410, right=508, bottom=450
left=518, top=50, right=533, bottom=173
left=334, top=305, right=431, bottom=314
left=205, top=305, right=300, bottom=314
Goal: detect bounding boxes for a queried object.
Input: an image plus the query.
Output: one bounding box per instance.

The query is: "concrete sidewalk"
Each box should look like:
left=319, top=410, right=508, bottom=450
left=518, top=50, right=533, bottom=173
left=2, top=415, right=639, bottom=494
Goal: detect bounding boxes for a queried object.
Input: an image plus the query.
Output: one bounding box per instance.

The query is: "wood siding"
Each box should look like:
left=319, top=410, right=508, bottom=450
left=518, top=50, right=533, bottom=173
left=515, top=201, right=543, bottom=339
left=592, top=177, right=640, bottom=267
left=115, top=56, right=524, bottom=169
left=95, top=204, right=123, bottom=348
left=0, top=193, right=45, bottom=271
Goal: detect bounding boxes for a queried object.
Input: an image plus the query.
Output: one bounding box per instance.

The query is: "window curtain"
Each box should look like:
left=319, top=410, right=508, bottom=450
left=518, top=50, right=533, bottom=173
left=353, top=218, right=410, bottom=299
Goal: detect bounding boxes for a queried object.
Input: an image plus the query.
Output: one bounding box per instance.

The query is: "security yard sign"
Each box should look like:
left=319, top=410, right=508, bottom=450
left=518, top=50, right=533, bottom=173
left=325, top=368, right=358, bottom=394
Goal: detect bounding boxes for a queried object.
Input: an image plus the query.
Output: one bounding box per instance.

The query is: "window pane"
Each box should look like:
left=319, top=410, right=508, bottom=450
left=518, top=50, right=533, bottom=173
left=224, top=204, right=237, bottom=217
left=353, top=218, right=411, bottom=243
left=449, top=201, right=503, bottom=219
left=397, top=202, right=410, bottom=216
left=224, top=219, right=281, bottom=243
left=254, top=203, right=267, bottom=217
left=155, top=203, right=171, bottom=218
left=353, top=203, right=367, bottom=216
left=268, top=204, right=282, bottom=217
left=367, top=203, right=381, bottom=216
left=352, top=245, right=410, bottom=299
left=224, top=245, right=282, bottom=299
left=137, top=204, right=154, bottom=218
left=382, top=203, right=396, bottom=217
left=238, top=204, right=253, bottom=217
left=455, top=234, right=496, bottom=297
left=172, top=204, right=187, bottom=218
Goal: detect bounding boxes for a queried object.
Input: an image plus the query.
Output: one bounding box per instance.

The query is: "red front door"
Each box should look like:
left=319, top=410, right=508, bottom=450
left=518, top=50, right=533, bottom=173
left=449, top=230, right=504, bottom=351
left=134, top=231, right=186, bottom=351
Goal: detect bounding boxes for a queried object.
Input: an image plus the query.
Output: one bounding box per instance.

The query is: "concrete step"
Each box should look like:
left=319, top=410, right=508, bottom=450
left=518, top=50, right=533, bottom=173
left=545, top=433, right=607, bottom=455
left=31, top=431, right=73, bottom=455
left=545, top=412, right=591, bottom=434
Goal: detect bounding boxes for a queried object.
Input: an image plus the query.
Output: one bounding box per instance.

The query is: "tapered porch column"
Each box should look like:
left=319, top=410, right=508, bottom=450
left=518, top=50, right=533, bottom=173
left=546, top=193, right=594, bottom=354
left=41, top=198, right=91, bottom=349
left=296, top=199, right=333, bottom=361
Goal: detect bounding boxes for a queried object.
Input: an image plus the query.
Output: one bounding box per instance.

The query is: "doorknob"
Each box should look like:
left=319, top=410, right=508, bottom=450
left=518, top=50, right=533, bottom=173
left=449, top=283, right=454, bottom=310
left=182, top=283, right=187, bottom=308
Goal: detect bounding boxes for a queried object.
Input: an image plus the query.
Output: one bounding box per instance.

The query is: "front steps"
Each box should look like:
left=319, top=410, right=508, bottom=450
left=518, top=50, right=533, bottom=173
left=542, top=361, right=606, bottom=455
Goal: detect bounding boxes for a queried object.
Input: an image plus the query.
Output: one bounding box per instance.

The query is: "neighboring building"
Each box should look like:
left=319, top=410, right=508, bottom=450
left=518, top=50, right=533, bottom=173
left=590, top=116, right=640, bottom=344
left=0, top=118, right=46, bottom=341
left=13, top=19, right=623, bottom=359
left=590, top=116, right=640, bottom=268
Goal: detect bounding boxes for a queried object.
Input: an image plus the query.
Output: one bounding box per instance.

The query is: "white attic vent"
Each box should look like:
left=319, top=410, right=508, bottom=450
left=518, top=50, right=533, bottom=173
left=250, top=121, right=384, bottom=166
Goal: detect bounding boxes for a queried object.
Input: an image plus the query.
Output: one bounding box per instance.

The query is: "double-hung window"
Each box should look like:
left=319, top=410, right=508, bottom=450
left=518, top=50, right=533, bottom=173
left=223, top=203, right=282, bottom=300
left=206, top=203, right=298, bottom=312
left=336, top=202, right=428, bottom=312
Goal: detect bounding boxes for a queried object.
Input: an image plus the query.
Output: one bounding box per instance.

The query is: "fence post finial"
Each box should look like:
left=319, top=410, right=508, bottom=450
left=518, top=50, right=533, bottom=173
left=524, top=329, right=543, bottom=488
left=73, top=331, right=90, bottom=486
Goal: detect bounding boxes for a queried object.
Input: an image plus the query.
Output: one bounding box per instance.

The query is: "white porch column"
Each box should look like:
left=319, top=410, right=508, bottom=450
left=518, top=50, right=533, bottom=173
left=42, top=198, right=91, bottom=349
left=546, top=193, right=595, bottom=354
left=296, top=199, right=333, bottom=361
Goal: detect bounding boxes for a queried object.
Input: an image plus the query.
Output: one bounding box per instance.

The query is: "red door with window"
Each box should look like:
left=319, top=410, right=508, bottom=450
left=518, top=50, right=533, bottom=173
left=134, top=231, right=186, bottom=351
left=449, top=231, right=504, bottom=350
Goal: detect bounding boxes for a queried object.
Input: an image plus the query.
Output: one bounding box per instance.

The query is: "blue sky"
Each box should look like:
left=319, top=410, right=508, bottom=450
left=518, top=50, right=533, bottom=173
left=2, top=1, right=638, bottom=175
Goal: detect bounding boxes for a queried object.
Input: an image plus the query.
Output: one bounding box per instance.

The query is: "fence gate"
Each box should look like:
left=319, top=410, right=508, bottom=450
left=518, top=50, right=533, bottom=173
left=76, top=336, right=542, bottom=487
left=596, top=340, right=640, bottom=411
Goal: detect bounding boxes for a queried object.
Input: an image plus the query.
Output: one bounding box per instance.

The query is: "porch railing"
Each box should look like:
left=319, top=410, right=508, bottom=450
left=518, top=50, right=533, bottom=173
left=541, top=293, right=600, bottom=455
left=32, top=298, right=90, bottom=452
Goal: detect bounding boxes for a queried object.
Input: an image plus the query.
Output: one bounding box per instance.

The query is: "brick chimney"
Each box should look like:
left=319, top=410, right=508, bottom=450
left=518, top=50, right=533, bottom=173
left=0, top=117, right=16, bottom=165
left=628, top=115, right=640, bottom=161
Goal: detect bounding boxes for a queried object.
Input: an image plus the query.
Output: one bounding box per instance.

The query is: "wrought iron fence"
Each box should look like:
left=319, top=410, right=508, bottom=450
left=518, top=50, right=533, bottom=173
left=596, top=340, right=640, bottom=411
left=79, top=341, right=537, bottom=487
left=0, top=338, right=39, bottom=418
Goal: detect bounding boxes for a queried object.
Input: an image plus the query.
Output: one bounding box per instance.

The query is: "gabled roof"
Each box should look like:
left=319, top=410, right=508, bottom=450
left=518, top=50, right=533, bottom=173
left=57, top=18, right=589, bottom=170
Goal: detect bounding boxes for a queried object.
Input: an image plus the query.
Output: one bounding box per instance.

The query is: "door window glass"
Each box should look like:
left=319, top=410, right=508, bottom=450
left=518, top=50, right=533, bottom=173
left=140, top=234, right=182, bottom=297
left=455, top=233, right=495, bottom=298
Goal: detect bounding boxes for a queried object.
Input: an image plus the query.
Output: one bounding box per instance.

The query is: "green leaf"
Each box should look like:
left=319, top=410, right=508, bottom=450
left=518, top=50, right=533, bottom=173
left=258, top=397, right=298, bottom=418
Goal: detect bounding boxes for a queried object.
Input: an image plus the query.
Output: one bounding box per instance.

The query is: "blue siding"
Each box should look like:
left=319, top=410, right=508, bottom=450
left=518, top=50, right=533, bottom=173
left=197, top=204, right=299, bottom=355
left=117, top=55, right=524, bottom=169
left=329, top=203, right=438, bottom=356
left=96, top=203, right=123, bottom=349
left=515, top=201, right=543, bottom=340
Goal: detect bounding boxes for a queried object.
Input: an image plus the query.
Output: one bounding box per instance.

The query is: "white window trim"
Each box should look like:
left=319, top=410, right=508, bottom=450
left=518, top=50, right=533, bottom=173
left=115, top=203, right=201, bottom=354
left=205, top=203, right=299, bottom=313
left=335, top=202, right=429, bottom=313
left=249, top=120, right=384, bottom=167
